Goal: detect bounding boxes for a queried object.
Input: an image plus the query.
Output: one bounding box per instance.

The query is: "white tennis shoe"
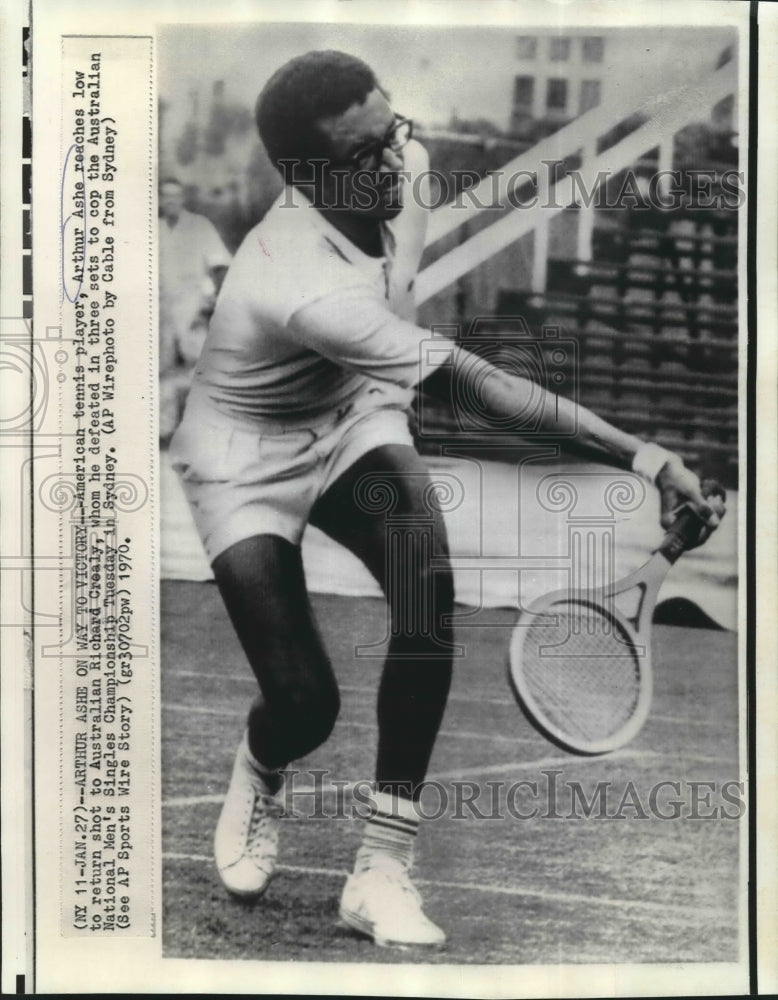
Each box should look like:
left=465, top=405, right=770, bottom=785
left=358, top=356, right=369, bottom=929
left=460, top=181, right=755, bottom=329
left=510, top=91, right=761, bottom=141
left=339, top=855, right=445, bottom=948
left=214, top=735, right=284, bottom=898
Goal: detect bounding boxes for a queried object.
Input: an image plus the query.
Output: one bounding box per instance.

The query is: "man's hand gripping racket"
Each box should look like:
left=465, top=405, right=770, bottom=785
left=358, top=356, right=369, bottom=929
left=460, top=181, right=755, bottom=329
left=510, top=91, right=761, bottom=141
left=508, top=463, right=726, bottom=755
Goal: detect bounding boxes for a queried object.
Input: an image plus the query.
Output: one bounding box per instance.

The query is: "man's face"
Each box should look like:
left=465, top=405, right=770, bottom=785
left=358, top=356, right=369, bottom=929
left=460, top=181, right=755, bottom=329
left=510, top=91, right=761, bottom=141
left=314, top=89, right=406, bottom=220
left=160, top=183, right=185, bottom=221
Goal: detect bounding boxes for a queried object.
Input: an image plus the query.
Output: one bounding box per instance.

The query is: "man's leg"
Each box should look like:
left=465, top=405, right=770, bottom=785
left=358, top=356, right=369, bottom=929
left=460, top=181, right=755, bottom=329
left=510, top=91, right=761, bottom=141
left=310, top=444, right=455, bottom=946
left=209, top=534, right=341, bottom=895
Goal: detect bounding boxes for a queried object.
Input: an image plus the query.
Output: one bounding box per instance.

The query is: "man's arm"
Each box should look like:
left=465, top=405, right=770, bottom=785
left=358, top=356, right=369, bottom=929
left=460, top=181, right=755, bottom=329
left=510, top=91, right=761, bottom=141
left=442, top=347, right=641, bottom=467
left=287, top=291, right=725, bottom=538
left=430, top=345, right=726, bottom=537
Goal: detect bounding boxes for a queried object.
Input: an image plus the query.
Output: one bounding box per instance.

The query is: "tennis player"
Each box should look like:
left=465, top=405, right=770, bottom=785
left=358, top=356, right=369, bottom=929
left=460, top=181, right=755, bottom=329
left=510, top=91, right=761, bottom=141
left=169, top=50, right=725, bottom=949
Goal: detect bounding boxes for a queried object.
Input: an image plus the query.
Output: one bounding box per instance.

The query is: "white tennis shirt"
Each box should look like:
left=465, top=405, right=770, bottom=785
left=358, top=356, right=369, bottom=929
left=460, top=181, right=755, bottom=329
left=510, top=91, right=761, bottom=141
left=189, top=140, right=453, bottom=425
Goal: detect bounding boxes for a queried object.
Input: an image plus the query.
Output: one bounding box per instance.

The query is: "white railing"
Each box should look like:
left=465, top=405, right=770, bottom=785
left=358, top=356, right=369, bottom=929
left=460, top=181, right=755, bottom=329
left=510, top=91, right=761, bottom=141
left=416, top=60, right=737, bottom=305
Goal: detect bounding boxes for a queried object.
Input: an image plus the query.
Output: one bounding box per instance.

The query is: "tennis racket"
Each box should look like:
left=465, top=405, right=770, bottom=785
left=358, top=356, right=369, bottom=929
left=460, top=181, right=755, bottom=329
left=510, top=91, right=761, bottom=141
left=507, top=505, right=708, bottom=755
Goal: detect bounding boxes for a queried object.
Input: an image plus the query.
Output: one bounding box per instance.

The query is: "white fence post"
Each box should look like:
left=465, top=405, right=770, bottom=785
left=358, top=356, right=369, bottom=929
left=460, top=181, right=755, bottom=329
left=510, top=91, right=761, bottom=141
left=658, top=135, right=674, bottom=198
left=532, top=217, right=549, bottom=293
left=532, top=164, right=550, bottom=293
left=576, top=139, right=597, bottom=262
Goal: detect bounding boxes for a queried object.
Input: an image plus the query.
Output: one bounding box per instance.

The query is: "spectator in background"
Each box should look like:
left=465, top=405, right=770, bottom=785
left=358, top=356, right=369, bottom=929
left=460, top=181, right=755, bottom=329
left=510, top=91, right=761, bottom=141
left=202, top=182, right=250, bottom=253
left=159, top=177, right=232, bottom=442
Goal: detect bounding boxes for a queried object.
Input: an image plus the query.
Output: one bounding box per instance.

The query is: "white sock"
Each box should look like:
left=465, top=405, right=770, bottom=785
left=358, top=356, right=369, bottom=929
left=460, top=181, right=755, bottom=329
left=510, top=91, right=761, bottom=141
left=354, top=790, right=420, bottom=873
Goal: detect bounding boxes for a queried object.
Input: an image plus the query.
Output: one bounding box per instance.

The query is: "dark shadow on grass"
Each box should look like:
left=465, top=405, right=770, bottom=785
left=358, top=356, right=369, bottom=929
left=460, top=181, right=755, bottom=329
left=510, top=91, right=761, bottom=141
left=653, top=597, right=726, bottom=630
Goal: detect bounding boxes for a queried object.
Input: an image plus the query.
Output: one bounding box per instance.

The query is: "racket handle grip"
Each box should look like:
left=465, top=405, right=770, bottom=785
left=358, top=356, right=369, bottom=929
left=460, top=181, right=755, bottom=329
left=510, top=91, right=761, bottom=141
left=657, top=506, right=707, bottom=564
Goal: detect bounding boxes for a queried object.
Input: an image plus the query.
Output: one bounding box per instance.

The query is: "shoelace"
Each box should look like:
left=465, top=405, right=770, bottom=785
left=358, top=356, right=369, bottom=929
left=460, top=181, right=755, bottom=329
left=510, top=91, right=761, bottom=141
left=246, top=793, right=284, bottom=860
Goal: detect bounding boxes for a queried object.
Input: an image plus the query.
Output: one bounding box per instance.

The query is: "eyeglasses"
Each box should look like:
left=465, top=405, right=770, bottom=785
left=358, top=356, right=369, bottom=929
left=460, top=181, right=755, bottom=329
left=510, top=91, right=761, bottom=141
left=334, top=116, right=413, bottom=172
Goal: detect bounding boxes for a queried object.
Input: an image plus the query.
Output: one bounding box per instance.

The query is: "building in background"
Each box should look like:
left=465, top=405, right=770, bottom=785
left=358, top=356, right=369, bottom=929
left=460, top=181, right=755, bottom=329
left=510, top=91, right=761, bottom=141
left=510, top=33, right=605, bottom=137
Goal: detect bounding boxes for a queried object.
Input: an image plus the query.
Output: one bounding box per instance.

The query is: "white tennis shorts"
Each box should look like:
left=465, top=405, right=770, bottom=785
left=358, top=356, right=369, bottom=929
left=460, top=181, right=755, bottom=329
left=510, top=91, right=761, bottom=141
left=169, top=380, right=415, bottom=560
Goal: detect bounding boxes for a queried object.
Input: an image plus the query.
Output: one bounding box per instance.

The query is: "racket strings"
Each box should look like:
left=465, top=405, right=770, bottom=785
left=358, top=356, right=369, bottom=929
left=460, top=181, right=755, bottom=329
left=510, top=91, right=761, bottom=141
left=521, top=602, right=641, bottom=743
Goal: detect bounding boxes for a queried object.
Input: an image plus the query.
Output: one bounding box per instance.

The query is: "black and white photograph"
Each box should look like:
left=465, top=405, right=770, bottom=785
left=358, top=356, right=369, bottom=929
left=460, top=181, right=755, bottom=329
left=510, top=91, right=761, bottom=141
left=4, top=0, right=777, bottom=995
left=158, top=10, right=743, bottom=970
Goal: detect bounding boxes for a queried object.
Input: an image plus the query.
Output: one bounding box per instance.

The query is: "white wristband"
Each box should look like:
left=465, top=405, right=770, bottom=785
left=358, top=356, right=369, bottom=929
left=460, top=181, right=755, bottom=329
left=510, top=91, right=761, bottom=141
left=632, top=442, right=674, bottom=484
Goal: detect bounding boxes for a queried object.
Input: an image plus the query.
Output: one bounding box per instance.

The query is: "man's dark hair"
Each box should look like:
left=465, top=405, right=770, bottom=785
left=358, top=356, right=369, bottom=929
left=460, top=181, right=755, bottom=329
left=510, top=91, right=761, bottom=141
left=255, top=50, right=384, bottom=171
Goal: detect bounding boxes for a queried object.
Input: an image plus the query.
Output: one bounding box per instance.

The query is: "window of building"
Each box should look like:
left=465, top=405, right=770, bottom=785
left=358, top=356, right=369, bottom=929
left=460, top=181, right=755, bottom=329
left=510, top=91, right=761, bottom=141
left=513, top=75, right=535, bottom=107
left=579, top=79, right=601, bottom=113
left=549, top=37, right=571, bottom=61
left=582, top=36, right=604, bottom=62
left=516, top=36, right=537, bottom=59
left=546, top=78, right=568, bottom=112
